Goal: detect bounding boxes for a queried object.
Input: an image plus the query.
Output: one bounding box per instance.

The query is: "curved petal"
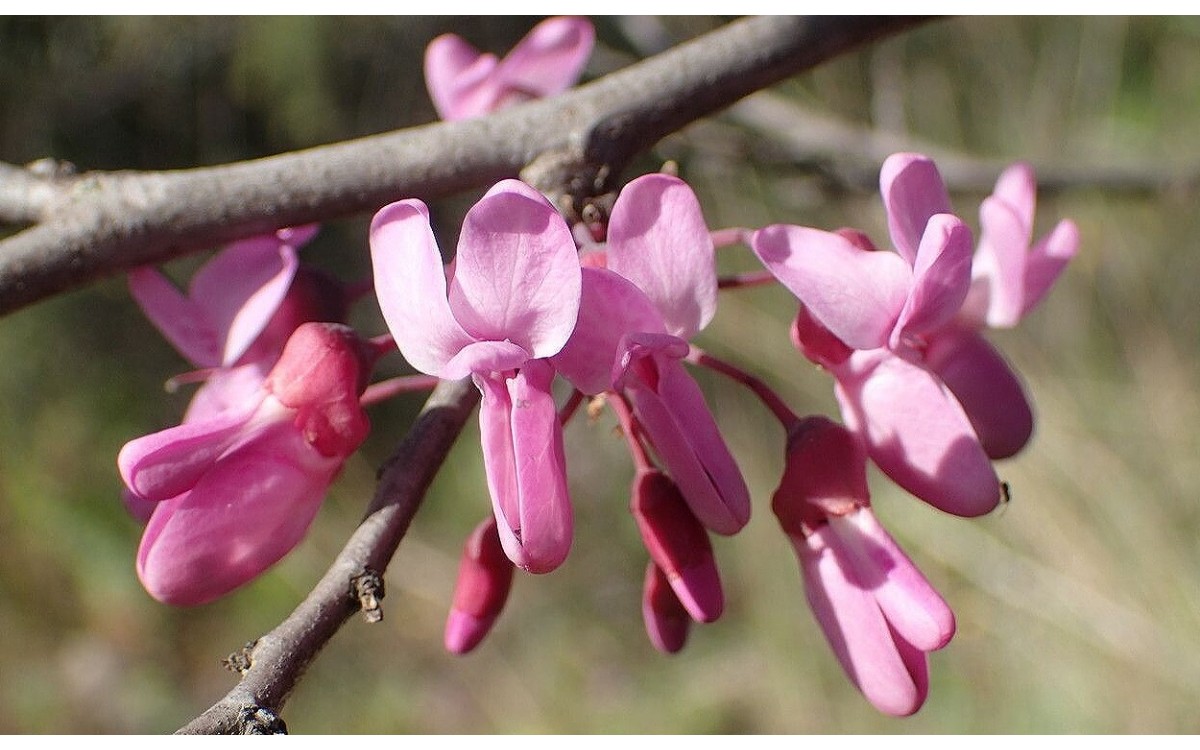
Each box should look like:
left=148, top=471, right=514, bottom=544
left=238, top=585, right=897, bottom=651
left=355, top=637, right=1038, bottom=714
left=128, top=267, right=220, bottom=366
left=991, top=161, right=1037, bottom=229
left=834, top=351, right=1000, bottom=517
left=136, top=429, right=338, bottom=606
left=880, top=153, right=953, bottom=266
left=797, top=528, right=925, bottom=717
left=190, top=236, right=299, bottom=366
left=924, top=328, right=1033, bottom=459
left=606, top=174, right=717, bottom=338
left=974, top=195, right=1031, bottom=328
left=830, top=509, right=955, bottom=652
left=423, top=33, right=494, bottom=121
left=118, top=402, right=259, bottom=502
left=642, top=562, right=691, bottom=654
left=496, top=16, right=594, bottom=99
left=370, top=199, right=475, bottom=377
left=1019, top=218, right=1079, bottom=322
left=752, top=224, right=910, bottom=351
left=551, top=267, right=667, bottom=396
left=477, top=360, right=573, bottom=574
left=450, top=180, right=581, bottom=358
left=891, top=214, right=973, bottom=347
left=442, top=339, right=532, bottom=381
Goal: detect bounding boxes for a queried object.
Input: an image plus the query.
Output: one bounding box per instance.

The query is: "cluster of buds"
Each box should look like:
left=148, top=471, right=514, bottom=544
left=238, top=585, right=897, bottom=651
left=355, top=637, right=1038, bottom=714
left=117, top=16, right=1077, bottom=718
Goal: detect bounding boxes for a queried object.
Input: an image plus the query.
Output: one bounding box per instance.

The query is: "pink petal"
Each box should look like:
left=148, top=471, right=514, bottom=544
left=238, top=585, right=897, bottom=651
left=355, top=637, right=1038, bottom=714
left=752, top=224, right=910, bottom=351
left=829, top=509, right=955, bottom=652
left=476, top=360, right=573, bottom=574
left=442, top=339, right=533, bottom=381
left=128, top=267, right=220, bottom=366
left=606, top=174, right=717, bottom=338
left=991, top=161, right=1037, bottom=229
left=182, top=364, right=269, bottom=423
left=495, top=16, right=594, bottom=100
left=190, top=235, right=299, bottom=366
left=118, top=402, right=260, bottom=502
left=797, top=527, right=924, bottom=717
left=891, top=214, right=973, bottom=348
left=445, top=517, right=514, bottom=654
left=450, top=180, right=581, bottom=358
left=136, top=427, right=339, bottom=606
left=370, top=199, right=475, bottom=378
left=880, top=153, right=953, bottom=266
left=622, top=347, right=750, bottom=535
left=1018, top=218, right=1079, bottom=322
left=924, top=327, right=1033, bottom=459
left=423, top=33, right=495, bottom=121
left=834, top=350, right=1000, bottom=517
left=642, top=562, right=691, bottom=654
left=974, top=195, right=1031, bottom=328
left=551, top=267, right=667, bottom=396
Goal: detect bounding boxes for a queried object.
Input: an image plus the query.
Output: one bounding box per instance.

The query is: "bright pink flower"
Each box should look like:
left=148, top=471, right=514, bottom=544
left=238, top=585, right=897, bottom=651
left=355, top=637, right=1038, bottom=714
left=119, top=323, right=374, bottom=605
left=553, top=174, right=750, bottom=535
left=370, top=179, right=581, bottom=574
left=773, top=416, right=955, bottom=716
left=445, top=516, right=515, bottom=655
left=424, top=16, right=594, bottom=121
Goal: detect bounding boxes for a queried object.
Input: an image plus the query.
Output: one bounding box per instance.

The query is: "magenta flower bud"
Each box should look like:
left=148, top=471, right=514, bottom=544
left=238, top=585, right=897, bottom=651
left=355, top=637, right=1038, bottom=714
left=630, top=468, right=723, bottom=623
left=642, top=562, right=691, bottom=655
left=445, top=517, right=515, bottom=655
left=771, top=416, right=869, bottom=537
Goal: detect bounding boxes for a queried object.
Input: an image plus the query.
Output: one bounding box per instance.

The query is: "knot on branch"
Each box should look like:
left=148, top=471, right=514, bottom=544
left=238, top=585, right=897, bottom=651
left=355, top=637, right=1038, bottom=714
left=222, top=639, right=258, bottom=674
left=351, top=568, right=386, bottom=623
left=237, top=705, right=288, bottom=735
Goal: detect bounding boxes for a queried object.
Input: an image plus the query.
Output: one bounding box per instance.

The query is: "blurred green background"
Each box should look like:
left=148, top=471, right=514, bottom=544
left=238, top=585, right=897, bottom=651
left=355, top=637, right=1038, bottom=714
left=1, top=16, right=1199, bottom=733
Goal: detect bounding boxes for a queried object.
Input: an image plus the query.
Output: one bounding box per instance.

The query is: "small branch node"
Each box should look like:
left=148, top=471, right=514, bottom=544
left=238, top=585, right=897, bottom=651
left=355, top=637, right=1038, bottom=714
left=222, top=639, right=258, bottom=674
left=237, top=705, right=288, bottom=735
left=351, top=568, right=386, bottom=623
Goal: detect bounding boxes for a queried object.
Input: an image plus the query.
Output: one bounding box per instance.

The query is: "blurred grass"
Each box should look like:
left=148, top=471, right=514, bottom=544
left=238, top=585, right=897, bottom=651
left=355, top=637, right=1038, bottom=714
left=2, top=16, right=1199, bottom=733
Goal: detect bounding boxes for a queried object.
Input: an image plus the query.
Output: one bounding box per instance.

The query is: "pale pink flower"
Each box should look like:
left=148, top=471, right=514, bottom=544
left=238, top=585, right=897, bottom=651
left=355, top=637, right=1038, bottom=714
left=119, top=323, right=374, bottom=605
left=773, top=416, right=955, bottom=716
left=424, top=16, right=594, bottom=121
left=553, top=174, right=750, bottom=535
left=370, top=179, right=582, bottom=574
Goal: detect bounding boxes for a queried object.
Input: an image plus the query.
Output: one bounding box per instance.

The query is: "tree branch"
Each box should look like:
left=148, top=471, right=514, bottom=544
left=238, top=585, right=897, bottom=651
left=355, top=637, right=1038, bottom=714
left=0, top=16, right=928, bottom=319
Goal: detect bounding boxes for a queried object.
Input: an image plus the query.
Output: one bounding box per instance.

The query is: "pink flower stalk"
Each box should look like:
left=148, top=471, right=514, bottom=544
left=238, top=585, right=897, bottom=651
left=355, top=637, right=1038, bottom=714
left=773, top=416, right=955, bottom=717
left=370, top=180, right=582, bottom=574
left=424, top=16, right=594, bottom=121
left=118, top=322, right=374, bottom=605
left=553, top=174, right=751, bottom=535
left=445, top=516, right=515, bottom=655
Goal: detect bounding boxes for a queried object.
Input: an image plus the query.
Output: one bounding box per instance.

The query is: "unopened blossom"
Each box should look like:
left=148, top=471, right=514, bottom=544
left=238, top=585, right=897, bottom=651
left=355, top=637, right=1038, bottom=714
left=119, top=323, right=374, bottom=605
left=753, top=154, right=1000, bottom=516
left=370, top=179, right=581, bottom=574
left=554, top=174, right=750, bottom=535
left=424, top=16, right=594, bottom=121
left=642, top=561, right=691, bottom=654
left=773, top=416, right=955, bottom=716
left=445, top=516, right=514, bottom=654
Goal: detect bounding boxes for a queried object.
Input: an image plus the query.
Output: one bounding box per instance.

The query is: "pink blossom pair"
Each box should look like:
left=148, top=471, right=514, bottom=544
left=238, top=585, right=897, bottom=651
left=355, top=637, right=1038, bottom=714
left=752, top=152, right=1078, bottom=517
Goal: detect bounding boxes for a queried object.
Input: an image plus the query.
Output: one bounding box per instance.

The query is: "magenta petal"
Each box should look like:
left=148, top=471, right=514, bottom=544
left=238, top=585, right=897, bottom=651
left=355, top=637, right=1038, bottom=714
left=606, top=174, right=717, bottom=338
left=552, top=267, right=668, bottom=396
left=370, top=199, right=475, bottom=378
left=450, top=180, right=581, bottom=358
left=643, top=562, right=691, bottom=654
left=190, top=236, right=299, bottom=366
left=880, top=153, right=953, bottom=266
left=182, top=364, right=269, bottom=423
left=496, top=16, right=594, bottom=99
left=891, top=214, right=973, bottom=346
left=624, top=351, right=750, bottom=535
left=752, top=224, right=910, bottom=351
left=924, top=328, right=1033, bottom=459
left=118, top=403, right=259, bottom=502
left=136, top=429, right=338, bottom=606
left=834, top=350, right=1000, bottom=517
left=476, top=360, right=572, bottom=574
left=830, top=510, right=955, bottom=652
left=128, top=268, right=220, bottom=366
left=798, top=528, right=924, bottom=717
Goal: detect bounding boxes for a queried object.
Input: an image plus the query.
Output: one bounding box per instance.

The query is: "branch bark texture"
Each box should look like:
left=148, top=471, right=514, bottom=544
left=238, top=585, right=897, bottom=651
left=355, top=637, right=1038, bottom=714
left=0, top=16, right=926, bottom=318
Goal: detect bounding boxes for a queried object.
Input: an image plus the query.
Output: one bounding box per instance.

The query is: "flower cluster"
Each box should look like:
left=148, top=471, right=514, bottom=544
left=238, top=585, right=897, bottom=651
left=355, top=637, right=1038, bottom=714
left=117, top=17, right=1077, bottom=718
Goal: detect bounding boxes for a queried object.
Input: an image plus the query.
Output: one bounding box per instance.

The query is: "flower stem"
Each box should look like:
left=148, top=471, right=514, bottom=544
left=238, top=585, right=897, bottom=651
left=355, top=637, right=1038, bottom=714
left=686, top=346, right=799, bottom=428
left=360, top=374, right=440, bottom=406
left=717, top=269, right=777, bottom=290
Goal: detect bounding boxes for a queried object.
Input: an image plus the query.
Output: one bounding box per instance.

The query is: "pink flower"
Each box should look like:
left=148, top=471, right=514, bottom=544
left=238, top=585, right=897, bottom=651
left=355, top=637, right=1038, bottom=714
left=753, top=155, right=1001, bottom=516
left=424, top=16, right=594, bottom=121
left=553, top=174, right=750, bottom=535
left=119, top=323, right=374, bottom=605
left=444, top=516, right=515, bottom=655
left=370, top=179, right=582, bottom=574
left=773, top=416, right=955, bottom=716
